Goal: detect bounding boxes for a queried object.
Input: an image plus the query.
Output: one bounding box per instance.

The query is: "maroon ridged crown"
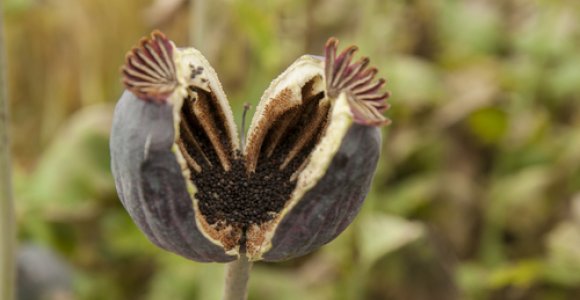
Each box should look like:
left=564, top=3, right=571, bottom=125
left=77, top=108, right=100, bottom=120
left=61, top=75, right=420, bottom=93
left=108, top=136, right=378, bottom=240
left=122, top=31, right=178, bottom=103
left=324, top=38, right=391, bottom=126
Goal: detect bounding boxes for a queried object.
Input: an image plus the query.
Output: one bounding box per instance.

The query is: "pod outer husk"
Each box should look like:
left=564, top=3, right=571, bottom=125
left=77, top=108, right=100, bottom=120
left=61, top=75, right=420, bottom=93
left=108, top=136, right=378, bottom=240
left=110, top=91, right=235, bottom=262
left=263, top=124, right=381, bottom=261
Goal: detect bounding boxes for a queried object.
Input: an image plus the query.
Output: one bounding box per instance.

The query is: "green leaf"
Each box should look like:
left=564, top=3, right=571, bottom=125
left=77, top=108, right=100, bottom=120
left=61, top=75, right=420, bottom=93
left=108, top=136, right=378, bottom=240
left=358, top=213, right=424, bottom=269
left=488, top=260, right=543, bottom=289
left=22, top=105, right=114, bottom=216
left=545, top=220, right=580, bottom=286
left=467, top=107, right=508, bottom=145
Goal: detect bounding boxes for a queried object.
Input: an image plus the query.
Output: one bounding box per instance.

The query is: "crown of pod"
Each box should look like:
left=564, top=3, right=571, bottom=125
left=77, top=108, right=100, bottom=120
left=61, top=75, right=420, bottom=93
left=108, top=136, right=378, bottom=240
left=110, top=31, right=390, bottom=262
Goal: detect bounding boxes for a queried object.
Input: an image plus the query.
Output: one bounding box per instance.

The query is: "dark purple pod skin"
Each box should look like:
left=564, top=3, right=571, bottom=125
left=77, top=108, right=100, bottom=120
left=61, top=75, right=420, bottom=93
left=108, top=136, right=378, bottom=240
left=110, top=91, right=235, bottom=262
left=263, top=124, right=381, bottom=261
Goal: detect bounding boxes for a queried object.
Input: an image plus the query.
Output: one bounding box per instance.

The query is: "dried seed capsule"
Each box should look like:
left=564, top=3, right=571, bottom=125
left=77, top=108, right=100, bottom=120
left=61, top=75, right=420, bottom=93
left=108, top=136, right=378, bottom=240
left=110, top=31, right=390, bottom=262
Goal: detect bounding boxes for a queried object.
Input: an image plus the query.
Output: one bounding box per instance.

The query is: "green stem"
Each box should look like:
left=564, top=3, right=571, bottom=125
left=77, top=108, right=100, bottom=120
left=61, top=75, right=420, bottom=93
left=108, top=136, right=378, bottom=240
left=222, top=255, right=252, bottom=300
left=0, top=1, right=16, bottom=300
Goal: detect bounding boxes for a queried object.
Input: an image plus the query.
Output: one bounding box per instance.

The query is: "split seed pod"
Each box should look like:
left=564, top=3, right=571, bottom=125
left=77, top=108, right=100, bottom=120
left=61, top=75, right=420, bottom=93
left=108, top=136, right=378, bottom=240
left=110, top=31, right=390, bottom=262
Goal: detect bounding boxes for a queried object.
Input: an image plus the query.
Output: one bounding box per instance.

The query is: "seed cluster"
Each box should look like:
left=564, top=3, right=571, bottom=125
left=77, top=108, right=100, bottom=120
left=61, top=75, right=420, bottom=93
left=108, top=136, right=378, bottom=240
left=194, top=152, right=305, bottom=228
left=180, top=87, right=326, bottom=230
left=181, top=100, right=308, bottom=228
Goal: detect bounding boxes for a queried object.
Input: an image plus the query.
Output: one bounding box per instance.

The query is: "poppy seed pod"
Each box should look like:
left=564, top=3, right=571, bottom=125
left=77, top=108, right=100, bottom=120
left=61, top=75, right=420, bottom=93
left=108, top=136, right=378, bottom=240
left=110, top=31, right=390, bottom=262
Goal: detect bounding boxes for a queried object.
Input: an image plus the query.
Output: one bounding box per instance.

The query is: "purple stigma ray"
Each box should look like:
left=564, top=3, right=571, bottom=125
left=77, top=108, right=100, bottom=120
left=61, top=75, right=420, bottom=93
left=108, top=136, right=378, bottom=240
left=122, top=31, right=178, bottom=103
left=324, top=38, right=391, bottom=126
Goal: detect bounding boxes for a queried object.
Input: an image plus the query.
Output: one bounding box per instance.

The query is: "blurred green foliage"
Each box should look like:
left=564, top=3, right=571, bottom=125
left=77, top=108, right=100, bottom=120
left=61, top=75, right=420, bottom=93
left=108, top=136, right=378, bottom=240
left=5, top=0, right=580, bottom=299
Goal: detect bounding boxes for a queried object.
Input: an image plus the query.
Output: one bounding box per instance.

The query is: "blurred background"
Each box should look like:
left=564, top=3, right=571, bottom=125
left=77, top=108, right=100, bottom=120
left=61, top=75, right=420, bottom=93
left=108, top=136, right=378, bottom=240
left=4, top=0, right=580, bottom=299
